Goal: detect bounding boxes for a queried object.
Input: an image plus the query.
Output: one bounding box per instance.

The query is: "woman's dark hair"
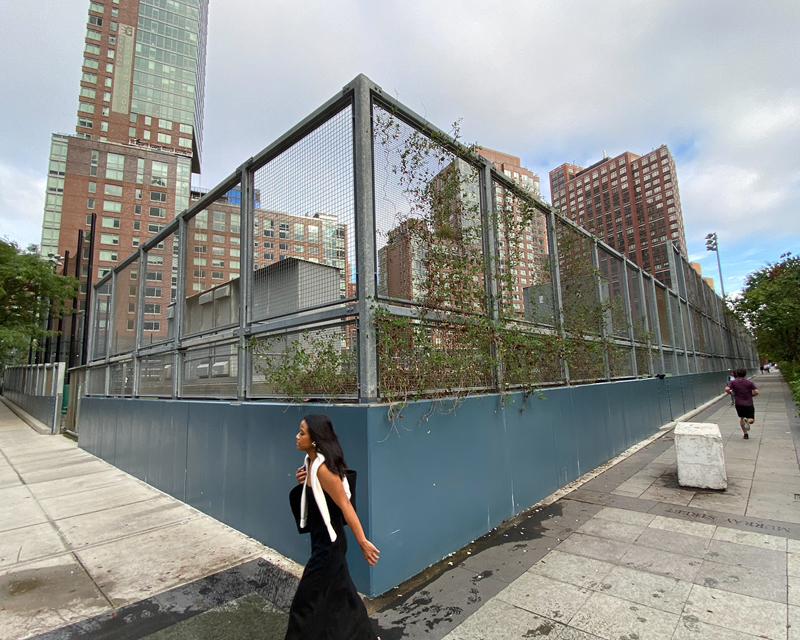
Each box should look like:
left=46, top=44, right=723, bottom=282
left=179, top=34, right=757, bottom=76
left=304, top=414, right=347, bottom=477
left=736, top=368, right=747, bottom=377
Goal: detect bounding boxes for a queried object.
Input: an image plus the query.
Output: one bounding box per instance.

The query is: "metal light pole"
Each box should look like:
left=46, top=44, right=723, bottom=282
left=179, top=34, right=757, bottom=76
left=705, top=232, right=726, bottom=300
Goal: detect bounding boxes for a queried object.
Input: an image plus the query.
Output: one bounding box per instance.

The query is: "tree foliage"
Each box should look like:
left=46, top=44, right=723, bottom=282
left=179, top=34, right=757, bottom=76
left=732, top=253, right=800, bottom=365
left=0, top=240, right=79, bottom=368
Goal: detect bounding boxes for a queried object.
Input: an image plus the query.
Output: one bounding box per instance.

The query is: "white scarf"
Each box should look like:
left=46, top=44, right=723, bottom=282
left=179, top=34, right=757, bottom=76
left=299, top=453, right=351, bottom=542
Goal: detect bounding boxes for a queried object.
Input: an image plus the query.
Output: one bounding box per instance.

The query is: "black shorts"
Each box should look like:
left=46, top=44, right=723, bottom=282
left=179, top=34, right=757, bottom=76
left=735, top=405, right=755, bottom=420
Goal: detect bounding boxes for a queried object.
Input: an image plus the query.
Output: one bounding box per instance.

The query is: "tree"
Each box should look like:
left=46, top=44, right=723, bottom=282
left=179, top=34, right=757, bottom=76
left=0, top=240, right=79, bottom=369
left=732, top=253, right=800, bottom=365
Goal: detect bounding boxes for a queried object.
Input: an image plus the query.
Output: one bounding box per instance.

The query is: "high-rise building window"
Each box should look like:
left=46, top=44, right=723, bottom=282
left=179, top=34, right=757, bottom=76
left=106, top=153, right=124, bottom=180
left=151, top=161, right=168, bottom=187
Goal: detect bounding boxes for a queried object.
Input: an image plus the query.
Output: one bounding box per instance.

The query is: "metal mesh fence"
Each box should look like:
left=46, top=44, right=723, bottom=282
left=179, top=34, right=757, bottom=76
left=109, top=360, right=133, bottom=397
left=250, top=322, right=358, bottom=398
left=142, top=230, right=178, bottom=346
left=494, top=182, right=551, bottom=323
left=373, top=105, right=485, bottom=314
left=251, top=106, right=355, bottom=323
left=80, top=75, right=759, bottom=404
left=184, top=192, right=241, bottom=335
left=182, top=342, right=238, bottom=398
left=598, top=247, right=628, bottom=339
left=91, top=283, right=112, bottom=360
left=138, top=354, right=173, bottom=397
left=111, top=260, right=138, bottom=356
left=376, top=318, right=494, bottom=397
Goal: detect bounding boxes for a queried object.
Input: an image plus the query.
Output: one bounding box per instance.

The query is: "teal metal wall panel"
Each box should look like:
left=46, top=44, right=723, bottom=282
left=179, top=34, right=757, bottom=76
left=79, top=371, right=730, bottom=597
left=365, top=397, right=512, bottom=595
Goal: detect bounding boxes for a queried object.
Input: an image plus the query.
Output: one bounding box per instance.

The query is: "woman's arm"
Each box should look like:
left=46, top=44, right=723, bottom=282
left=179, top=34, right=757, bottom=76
left=317, top=464, right=380, bottom=566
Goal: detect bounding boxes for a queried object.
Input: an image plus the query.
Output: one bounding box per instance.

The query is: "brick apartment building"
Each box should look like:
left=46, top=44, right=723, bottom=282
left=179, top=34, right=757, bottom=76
left=40, top=0, right=209, bottom=356
left=548, top=145, right=687, bottom=287
left=377, top=148, right=547, bottom=317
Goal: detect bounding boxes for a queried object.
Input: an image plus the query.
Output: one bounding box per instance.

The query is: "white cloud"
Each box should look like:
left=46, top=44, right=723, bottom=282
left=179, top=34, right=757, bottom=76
left=0, top=161, right=45, bottom=249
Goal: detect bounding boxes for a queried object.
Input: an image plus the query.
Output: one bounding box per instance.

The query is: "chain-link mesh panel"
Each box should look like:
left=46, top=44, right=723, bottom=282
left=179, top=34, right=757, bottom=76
left=250, top=106, right=354, bottom=323
left=555, top=222, right=602, bottom=336
left=376, top=317, right=494, bottom=399
left=564, top=337, right=605, bottom=382
left=501, top=324, right=563, bottom=387
left=663, top=350, right=674, bottom=375
left=87, top=366, right=106, bottom=395
left=669, top=293, right=684, bottom=349
left=108, top=360, right=133, bottom=396
left=655, top=284, right=671, bottom=346
left=494, top=182, right=550, bottom=323
left=373, top=105, right=485, bottom=313
left=597, top=248, right=628, bottom=339
left=691, top=307, right=706, bottom=353
left=636, top=346, right=653, bottom=377
left=627, top=265, right=647, bottom=343
left=184, top=189, right=241, bottom=335
left=610, top=345, right=634, bottom=378
left=142, top=230, right=178, bottom=346
left=111, top=260, right=138, bottom=356
left=181, top=343, right=238, bottom=398
left=138, top=354, right=173, bottom=397
left=250, top=322, right=358, bottom=398
left=680, top=301, right=692, bottom=353
left=677, top=351, right=690, bottom=375
left=91, top=282, right=112, bottom=361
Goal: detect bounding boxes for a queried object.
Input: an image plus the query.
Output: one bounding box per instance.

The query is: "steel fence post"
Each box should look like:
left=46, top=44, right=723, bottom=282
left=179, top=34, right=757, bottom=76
left=133, top=247, right=146, bottom=396
left=353, top=75, right=379, bottom=403
left=620, top=261, right=638, bottom=377
left=480, top=161, right=503, bottom=391
left=547, top=211, right=569, bottom=385
left=173, top=215, right=188, bottom=399
left=238, top=164, right=255, bottom=400
left=590, top=242, right=612, bottom=381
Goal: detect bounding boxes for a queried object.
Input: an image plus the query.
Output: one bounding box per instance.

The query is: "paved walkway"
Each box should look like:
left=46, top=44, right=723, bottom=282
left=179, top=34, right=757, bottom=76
left=0, top=400, right=301, bottom=640
left=373, top=373, right=800, bottom=640
left=1, top=373, right=798, bottom=640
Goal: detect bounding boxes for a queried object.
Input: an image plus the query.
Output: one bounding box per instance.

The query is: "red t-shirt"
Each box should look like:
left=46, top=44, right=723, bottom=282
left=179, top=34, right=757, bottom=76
left=728, top=378, right=757, bottom=407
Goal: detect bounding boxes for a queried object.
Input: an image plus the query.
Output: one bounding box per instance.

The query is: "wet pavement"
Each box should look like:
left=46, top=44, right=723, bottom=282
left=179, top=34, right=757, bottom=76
left=2, top=372, right=798, bottom=640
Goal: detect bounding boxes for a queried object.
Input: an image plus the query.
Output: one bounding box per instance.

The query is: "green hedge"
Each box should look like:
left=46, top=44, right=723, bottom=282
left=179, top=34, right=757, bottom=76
left=779, top=361, right=800, bottom=410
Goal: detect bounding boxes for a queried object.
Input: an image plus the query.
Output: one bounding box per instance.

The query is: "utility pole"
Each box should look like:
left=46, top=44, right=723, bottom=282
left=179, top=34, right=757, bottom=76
left=705, top=232, right=726, bottom=300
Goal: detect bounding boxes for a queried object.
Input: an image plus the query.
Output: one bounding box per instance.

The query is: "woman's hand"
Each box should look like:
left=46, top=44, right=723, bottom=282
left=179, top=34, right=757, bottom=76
left=359, top=539, right=380, bottom=566
left=295, top=466, right=307, bottom=485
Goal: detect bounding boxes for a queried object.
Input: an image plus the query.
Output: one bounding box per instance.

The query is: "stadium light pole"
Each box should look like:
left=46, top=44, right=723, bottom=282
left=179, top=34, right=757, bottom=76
left=705, top=232, right=726, bottom=300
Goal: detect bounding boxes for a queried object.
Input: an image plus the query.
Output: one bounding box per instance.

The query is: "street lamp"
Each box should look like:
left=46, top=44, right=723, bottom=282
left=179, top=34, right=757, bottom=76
left=705, top=232, right=726, bottom=300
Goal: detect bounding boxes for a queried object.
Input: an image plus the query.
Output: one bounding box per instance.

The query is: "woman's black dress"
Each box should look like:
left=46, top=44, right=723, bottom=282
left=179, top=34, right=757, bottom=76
left=284, top=489, right=377, bottom=640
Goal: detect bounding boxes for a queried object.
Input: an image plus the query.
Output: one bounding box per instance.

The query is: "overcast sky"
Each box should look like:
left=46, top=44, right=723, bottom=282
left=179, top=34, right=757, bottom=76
left=1, top=0, right=798, bottom=294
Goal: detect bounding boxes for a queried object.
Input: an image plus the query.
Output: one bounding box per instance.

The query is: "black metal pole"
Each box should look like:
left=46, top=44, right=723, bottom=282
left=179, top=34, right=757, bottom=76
left=67, top=231, right=83, bottom=381
left=81, top=214, right=97, bottom=366
left=55, top=250, right=69, bottom=363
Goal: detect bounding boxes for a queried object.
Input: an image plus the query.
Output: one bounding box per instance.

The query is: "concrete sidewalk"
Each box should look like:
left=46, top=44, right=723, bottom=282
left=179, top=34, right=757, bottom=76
left=2, top=372, right=798, bottom=640
left=373, top=373, right=800, bottom=640
left=0, top=401, right=301, bottom=640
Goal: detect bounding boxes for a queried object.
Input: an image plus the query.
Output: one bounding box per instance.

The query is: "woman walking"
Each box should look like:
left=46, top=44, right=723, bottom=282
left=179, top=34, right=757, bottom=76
left=285, top=414, right=380, bottom=640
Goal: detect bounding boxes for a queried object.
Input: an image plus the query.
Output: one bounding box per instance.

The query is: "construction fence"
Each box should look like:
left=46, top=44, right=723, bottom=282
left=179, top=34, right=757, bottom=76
left=78, top=74, right=758, bottom=405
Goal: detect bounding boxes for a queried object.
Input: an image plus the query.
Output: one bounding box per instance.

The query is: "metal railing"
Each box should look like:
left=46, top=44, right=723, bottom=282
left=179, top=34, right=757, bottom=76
left=2, top=363, right=66, bottom=433
left=80, top=74, right=758, bottom=403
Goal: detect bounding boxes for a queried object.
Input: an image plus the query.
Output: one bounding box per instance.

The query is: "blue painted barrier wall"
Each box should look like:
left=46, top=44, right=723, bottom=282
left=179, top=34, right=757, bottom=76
left=79, top=371, right=727, bottom=596
left=3, top=391, right=57, bottom=431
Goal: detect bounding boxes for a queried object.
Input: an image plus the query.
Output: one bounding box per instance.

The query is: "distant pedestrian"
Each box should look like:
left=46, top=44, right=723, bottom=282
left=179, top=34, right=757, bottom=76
left=765, top=363, right=771, bottom=373
left=725, top=369, right=759, bottom=439
left=760, top=364, right=764, bottom=374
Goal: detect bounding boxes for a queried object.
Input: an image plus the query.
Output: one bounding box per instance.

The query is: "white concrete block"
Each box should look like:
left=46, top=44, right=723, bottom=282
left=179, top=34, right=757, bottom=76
left=674, top=421, right=727, bottom=490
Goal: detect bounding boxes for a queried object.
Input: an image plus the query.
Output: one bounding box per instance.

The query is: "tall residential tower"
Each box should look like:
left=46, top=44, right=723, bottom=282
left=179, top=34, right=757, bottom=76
left=549, top=145, right=686, bottom=287
left=40, top=0, right=209, bottom=300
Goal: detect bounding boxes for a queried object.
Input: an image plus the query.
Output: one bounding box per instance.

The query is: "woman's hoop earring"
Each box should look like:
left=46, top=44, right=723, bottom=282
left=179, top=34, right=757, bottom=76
left=312, top=441, right=316, bottom=447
